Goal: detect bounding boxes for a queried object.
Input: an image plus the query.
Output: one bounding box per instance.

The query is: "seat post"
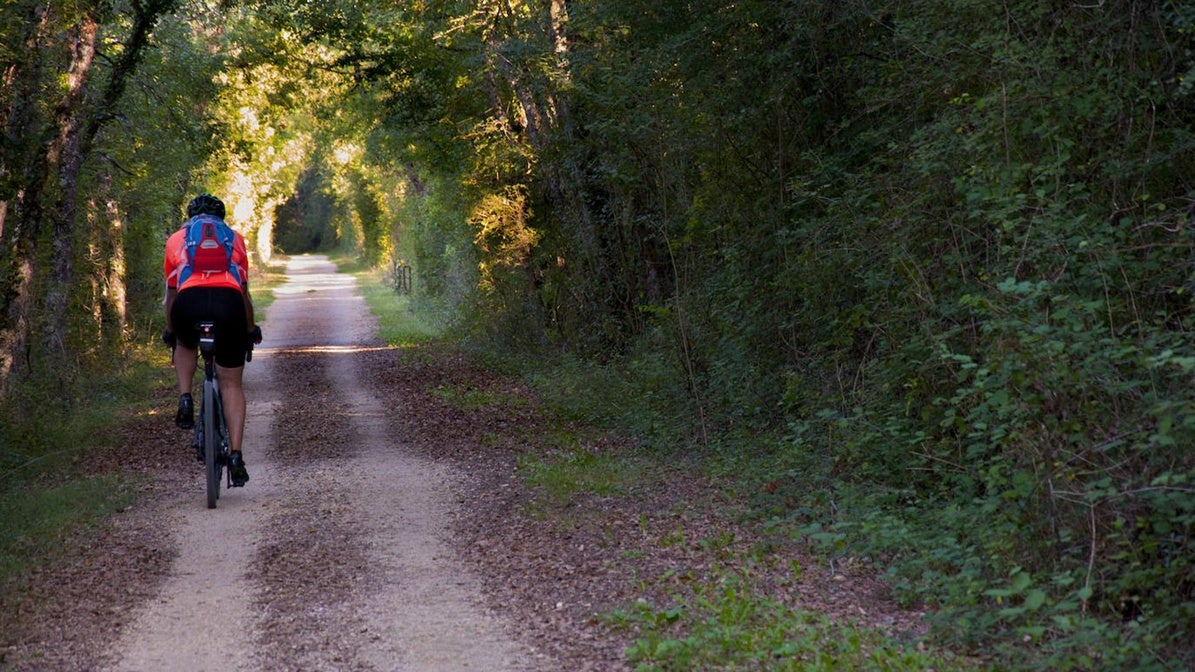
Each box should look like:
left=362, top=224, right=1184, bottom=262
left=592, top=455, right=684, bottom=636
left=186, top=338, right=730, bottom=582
left=197, top=321, right=217, bottom=379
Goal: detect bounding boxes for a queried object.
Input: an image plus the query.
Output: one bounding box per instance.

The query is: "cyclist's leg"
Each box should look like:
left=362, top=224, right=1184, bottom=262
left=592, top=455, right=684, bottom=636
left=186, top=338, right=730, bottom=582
left=168, top=291, right=201, bottom=428
left=169, top=290, right=201, bottom=392
left=174, top=345, right=197, bottom=394
left=217, top=359, right=249, bottom=486
left=217, top=363, right=246, bottom=452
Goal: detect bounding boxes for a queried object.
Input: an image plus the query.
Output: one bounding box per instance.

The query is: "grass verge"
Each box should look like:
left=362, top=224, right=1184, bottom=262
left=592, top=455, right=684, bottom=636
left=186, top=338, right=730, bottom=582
left=0, top=477, right=134, bottom=579
left=252, top=254, right=287, bottom=316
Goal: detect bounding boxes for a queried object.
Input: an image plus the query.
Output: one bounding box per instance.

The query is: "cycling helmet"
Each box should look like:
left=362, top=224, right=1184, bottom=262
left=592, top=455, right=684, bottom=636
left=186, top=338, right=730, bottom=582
left=186, top=193, right=225, bottom=219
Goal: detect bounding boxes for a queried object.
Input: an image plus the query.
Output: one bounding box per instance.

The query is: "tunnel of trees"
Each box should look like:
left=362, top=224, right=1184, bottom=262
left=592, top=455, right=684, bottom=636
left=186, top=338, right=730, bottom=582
left=2, top=1, right=1193, bottom=668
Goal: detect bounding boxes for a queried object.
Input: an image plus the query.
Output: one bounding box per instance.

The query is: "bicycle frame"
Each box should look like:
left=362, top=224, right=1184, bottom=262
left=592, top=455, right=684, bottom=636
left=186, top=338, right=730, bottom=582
left=196, top=321, right=231, bottom=508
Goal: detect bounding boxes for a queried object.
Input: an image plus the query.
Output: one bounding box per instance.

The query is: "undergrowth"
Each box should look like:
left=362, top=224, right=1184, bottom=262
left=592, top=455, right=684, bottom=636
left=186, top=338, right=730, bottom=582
left=487, top=338, right=1195, bottom=670
left=518, top=444, right=652, bottom=506
left=0, top=341, right=162, bottom=584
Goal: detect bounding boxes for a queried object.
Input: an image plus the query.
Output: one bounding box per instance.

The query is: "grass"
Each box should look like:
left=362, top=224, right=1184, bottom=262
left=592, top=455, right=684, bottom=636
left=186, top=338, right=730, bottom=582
left=251, top=255, right=287, bottom=316
left=430, top=382, right=529, bottom=410
left=0, top=476, right=134, bottom=578
left=518, top=447, right=646, bottom=503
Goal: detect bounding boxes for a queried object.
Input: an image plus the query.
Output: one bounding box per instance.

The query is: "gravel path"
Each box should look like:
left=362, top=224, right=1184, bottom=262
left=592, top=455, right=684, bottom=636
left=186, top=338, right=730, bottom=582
left=104, top=255, right=542, bottom=671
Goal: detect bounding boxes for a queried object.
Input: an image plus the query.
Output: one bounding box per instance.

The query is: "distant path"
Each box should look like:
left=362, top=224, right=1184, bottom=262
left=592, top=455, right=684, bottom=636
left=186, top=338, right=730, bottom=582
left=103, top=254, right=541, bottom=671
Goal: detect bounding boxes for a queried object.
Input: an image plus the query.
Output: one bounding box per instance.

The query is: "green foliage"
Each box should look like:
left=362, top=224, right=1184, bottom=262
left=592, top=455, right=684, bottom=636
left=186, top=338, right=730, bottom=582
left=523, top=348, right=703, bottom=452
left=0, top=341, right=164, bottom=459
left=0, top=0, right=221, bottom=395
left=273, top=167, right=340, bottom=253
left=441, top=0, right=1195, bottom=667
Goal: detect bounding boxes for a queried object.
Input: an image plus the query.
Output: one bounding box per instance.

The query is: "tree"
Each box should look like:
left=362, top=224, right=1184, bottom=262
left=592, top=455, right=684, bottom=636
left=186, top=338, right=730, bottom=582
left=0, top=0, right=177, bottom=393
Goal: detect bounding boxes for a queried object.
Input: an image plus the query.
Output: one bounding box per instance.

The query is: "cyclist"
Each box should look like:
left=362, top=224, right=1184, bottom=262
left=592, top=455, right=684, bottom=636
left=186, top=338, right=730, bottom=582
left=162, top=193, right=261, bottom=486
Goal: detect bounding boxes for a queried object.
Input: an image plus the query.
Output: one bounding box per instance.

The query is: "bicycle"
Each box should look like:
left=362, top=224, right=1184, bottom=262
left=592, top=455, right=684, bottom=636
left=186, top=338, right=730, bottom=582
left=192, top=321, right=254, bottom=508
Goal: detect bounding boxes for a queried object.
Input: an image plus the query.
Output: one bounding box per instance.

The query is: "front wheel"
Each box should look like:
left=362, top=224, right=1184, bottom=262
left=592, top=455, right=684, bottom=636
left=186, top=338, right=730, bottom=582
left=204, top=381, right=220, bottom=509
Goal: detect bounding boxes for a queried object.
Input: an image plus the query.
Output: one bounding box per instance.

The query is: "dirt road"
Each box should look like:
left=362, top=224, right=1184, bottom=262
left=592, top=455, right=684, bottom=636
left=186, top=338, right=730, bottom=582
left=104, top=255, right=543, bottom=671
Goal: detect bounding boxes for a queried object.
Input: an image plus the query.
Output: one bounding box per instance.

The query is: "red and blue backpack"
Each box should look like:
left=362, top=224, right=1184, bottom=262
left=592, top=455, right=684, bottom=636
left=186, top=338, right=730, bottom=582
left=179, top=214, right=242, bottom=287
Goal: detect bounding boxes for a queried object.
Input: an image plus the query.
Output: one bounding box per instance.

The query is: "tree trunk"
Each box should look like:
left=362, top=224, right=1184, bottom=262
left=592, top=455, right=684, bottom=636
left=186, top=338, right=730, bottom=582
left=41, top=15, right=99, bottom=358
left=0, top=5, right=54, bottom=392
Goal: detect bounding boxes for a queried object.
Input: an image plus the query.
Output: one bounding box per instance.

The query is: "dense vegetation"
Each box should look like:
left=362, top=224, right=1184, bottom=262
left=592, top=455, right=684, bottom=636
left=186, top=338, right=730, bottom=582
left=2, top=1, right=1193, bottom=669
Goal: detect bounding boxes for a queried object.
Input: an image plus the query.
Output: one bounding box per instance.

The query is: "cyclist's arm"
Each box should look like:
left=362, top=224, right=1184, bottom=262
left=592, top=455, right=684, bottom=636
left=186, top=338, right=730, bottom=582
left=163, top=228, right=185, bottom=335
left=243, top=283, right=255, bottom=332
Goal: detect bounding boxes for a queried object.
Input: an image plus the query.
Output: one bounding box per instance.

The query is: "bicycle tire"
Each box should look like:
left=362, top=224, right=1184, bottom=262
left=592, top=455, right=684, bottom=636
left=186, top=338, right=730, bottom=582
left=204, top=379, right=220, bottom=508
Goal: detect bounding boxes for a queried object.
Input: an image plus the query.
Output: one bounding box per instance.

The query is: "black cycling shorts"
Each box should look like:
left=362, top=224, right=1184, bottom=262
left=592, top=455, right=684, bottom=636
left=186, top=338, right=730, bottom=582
left=171, top=286, right=249, bottom=368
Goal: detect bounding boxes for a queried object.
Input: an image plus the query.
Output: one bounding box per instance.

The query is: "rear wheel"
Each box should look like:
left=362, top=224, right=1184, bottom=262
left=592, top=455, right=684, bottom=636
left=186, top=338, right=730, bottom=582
left=204, top=380, right=220, bottom=509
